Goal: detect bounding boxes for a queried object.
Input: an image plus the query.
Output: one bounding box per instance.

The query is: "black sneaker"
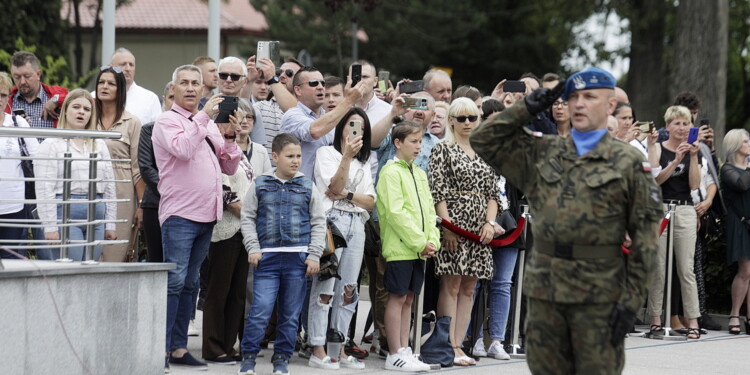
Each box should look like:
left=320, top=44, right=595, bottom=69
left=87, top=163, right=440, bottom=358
left=698, top=315, right=722, bottom=331
left=169, top=352, right=207, bottom=370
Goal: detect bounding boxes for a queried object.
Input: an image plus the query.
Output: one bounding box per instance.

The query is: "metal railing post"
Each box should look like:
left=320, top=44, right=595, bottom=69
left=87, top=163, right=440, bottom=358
left=83, top=152, right=99, bottom=265
left=659, top=203, right=685, bottom=341
left=508, top=204, right=529, bottom=358
left=57, top=152, right=73, bottom=262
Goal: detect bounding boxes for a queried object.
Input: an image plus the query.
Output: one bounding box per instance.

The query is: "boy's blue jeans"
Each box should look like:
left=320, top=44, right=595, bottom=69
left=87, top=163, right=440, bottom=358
left=241, top=251, right=308, bottom=359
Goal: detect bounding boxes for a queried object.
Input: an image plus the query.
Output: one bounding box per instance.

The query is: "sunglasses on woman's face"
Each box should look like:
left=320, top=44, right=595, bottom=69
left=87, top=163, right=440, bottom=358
left=218, top=72, right=245, bottom=81
left=275, top=69, right=295, bottom=78
left=452, top=115, right=478, bottom=123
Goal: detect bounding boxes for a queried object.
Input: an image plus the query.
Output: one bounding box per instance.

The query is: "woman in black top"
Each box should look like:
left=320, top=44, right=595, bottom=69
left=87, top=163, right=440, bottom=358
left=646, top=105, right=702, bottom=339
left=720, top=129, right=750, bottom=334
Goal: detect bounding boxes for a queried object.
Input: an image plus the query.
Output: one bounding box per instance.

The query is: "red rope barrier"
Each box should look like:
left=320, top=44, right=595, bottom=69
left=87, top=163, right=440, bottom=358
left=620, top=217, right=670, bottom=255
left=436, top=216, right=527, bottom=247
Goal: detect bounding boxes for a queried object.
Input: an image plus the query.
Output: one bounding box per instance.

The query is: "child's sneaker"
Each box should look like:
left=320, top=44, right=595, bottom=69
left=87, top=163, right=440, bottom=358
left=339, top=355, right=366, bottom=369
left=272, top=354, right=290, bottom=375
left=308, top=355, right=340, bottom=370
left=487, top=341, right=510, bottom=360
left=472, top=338, right=487, bottom=357
left=238, top=353, right=256, bottom=375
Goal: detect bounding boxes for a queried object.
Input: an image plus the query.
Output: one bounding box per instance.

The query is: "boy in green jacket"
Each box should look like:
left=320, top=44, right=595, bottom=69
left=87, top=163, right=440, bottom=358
left=376, top=121, right=441, bottom=372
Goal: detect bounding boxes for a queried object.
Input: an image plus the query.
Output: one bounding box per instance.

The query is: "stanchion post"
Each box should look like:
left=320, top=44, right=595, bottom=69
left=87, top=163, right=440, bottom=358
left=83, top=152, right=99, bottom=265
left=57, top=152, right=73, bottom=262
left=508, top=204, right=529, bottom=359
left=659, top=203, right=685, bottom=341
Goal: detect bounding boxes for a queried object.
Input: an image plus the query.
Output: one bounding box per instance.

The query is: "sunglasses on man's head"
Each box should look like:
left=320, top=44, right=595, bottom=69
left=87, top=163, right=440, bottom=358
left=452, top=115, right=478, bottom=123
left=100, top=65, right=123, bottom=74
left=276, top=69, right=295, bottom=78
left=218, top=72, right=245, bottom=81
left=296, top=80, right=322, bottom=87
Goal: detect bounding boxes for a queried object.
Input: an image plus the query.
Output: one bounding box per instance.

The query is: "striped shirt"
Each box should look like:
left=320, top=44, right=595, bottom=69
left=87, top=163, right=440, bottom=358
left=12, top=89, right=54, bottom=129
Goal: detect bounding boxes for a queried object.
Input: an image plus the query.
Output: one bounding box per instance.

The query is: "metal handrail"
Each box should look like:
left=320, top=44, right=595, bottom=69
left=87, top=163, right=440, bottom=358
left=0, top=127, right=132, bottom=263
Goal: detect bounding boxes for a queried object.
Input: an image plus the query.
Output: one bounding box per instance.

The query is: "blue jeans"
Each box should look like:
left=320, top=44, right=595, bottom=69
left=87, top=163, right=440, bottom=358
left=52, top=194, right=104, bottom=261
left=308, top=210, right=365, bottom=346
left=163, top=216, right=214, bottom=352
left=487, top=247, right=518, bottom=340
left=241, top=251, right=308, bottom=359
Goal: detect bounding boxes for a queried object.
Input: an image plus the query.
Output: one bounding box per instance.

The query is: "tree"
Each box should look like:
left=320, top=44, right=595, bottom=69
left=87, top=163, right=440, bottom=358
left=670, top=0, right=729, bottom=150
left=0, top=0, right=69, bottom=63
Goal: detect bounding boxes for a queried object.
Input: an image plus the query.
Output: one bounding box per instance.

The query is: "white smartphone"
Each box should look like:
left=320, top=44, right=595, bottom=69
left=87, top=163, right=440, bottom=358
left=348, top=120, right=363, bottom=142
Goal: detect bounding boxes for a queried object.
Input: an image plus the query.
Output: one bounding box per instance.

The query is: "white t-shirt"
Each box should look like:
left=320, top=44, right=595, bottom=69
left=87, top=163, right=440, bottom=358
left=314, top=146, right=376, bottom=216
left=0, top=114, right=39, bottom=214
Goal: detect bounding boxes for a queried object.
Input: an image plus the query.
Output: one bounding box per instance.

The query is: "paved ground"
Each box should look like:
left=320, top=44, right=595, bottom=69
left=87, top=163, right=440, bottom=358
left=170, top=299, right=750, bottom=375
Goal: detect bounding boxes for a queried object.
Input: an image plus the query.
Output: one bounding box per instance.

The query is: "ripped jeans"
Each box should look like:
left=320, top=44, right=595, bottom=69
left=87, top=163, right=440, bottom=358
left=307, top=209, right=365, bottom=346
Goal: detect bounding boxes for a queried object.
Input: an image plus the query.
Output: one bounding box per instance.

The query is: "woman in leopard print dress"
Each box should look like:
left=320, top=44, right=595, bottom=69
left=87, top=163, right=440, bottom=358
left=429, top=97, right=500, bottom=366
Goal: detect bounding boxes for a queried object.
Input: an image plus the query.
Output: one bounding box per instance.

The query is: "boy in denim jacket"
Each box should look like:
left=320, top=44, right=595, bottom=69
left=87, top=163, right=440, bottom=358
left=239, top=133, right=326, bottom=375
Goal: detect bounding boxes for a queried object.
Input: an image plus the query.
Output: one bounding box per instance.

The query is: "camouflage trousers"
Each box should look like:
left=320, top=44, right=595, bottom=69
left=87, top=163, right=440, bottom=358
left=526, top=298, right=624, bottom=375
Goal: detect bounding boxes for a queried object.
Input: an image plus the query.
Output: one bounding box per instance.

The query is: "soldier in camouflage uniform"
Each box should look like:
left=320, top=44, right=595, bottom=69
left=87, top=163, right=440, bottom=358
left=470, top=68, right=663, bottom=374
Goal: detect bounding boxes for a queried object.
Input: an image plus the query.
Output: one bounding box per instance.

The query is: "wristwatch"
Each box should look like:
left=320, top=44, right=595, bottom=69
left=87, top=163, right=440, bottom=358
left=346, top=191, right=354, bottom=201
left=266, top=75, right=280, bottom=85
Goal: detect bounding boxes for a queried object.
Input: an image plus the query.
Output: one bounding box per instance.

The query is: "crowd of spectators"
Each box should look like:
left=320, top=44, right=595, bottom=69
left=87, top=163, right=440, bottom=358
left=2, top=47, right=749, bottom=375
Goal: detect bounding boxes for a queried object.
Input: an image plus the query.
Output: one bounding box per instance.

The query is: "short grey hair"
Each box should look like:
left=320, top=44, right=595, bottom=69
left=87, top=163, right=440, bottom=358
left=423, top=69, right=451, bottom=91
left=111, top=47, right=134, bottom=59
left=723, top=128, right=750, bottom=164
left=171, top=64, right=203, bottom=85
left=218, top=56, right=248, bottom=77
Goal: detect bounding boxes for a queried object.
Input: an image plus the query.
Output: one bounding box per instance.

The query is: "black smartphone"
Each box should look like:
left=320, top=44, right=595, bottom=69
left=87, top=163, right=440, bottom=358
left=504, top=80, right=526, bottom=93
left=699, top=119, right=710, bottom=128
left=12, top=109, right=25, bottom=116
left=399, top=80, right=424, bottom=94
left=214, top=96, right=239, bottom=124
left=351, top=64, right=362, bottom=88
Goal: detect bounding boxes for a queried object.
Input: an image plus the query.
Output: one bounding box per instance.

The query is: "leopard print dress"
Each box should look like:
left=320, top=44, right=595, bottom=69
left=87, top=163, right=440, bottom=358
left=429, top=142, right=499, bottom=279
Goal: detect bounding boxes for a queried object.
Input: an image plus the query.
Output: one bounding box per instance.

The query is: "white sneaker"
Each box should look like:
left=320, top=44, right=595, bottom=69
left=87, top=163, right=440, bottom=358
left=487, top=341, right=510, bottom=360
left=472, top=339, right=487, bottom=357
left=400, top=348, right=431, bottom=371
left=339, top=355, right=365, bottom=369
left=308, top=355, right=340, bottom=370
left=187, top=320, right=199, bottom=336
left=385, top=352, right=428, bottom=372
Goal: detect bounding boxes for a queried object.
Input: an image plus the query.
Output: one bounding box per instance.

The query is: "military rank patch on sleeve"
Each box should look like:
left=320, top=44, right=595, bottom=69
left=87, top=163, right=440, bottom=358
left=642, top=162, right=652, bottom=172
left=532, top=131, right=543, bottom=138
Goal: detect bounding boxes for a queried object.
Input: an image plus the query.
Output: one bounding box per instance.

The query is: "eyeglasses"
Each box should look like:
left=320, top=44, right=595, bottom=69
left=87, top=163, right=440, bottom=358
left=296, top=80, right=322, bottom=87
left=276, top=69, right=295, bottom=78
left=552, top=101, right=568, bottom=107
left=100, top=65, right=123, bottom=74
left=452, top=115, right=478, bottom=123
left=243, top=115, right=255, bottom=121
left=218, top=72, right=245, bottom=81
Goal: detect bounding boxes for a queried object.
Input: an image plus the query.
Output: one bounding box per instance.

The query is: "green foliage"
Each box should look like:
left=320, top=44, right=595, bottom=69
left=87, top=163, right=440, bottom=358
left=251, top=0, right=598, bottom=93
left=0, top=0, right=69, bottom=61
left=0, top=38, right=96, bottom=90
left=725, top=0, right=750, bottom=130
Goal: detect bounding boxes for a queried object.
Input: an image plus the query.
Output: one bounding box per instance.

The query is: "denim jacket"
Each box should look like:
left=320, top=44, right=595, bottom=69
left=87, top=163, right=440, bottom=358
left=241, top=170, right=326, bottom=261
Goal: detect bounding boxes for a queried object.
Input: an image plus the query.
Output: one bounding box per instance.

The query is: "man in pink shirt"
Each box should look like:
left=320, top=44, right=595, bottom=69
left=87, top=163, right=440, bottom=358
left=152, top=64, right=242, bottom=371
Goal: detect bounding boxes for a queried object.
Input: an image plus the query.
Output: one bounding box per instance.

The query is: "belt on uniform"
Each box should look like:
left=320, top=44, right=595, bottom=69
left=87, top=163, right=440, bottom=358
left=663, top=199, right=692, bottom=206
left=535, top=240, right=622, bottom=259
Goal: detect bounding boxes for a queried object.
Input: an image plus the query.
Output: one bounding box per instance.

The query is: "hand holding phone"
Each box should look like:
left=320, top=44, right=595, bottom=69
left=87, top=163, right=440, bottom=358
left=351, top=64, right=362, bottom=88
left=215, top=96, right=239, bottom=124
left=503, top=80, right=526, bottom=93
left=348, top=120, right=363, bottom=142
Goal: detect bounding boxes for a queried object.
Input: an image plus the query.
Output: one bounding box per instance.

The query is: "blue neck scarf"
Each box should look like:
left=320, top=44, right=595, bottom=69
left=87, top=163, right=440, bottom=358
left=570, top=128, right=608, bottom=156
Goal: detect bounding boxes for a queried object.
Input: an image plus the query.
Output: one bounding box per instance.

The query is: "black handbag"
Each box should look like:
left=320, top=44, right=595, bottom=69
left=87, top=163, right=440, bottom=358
left=12, top=114, right=35, bottom=200
left=363, top=216, right=381, bottom=257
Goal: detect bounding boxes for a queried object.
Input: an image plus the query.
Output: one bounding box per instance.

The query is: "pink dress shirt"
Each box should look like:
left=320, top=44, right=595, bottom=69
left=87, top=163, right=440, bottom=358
left=152, top=104, right=241, bottom=225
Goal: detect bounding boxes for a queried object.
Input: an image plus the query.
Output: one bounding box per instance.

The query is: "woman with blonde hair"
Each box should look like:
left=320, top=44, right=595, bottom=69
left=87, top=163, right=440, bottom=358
left=429, top=97, right=501, bottom=366
left=34, top=89, right=117, bottom=261
left=720, top=128, right=750, bottom=335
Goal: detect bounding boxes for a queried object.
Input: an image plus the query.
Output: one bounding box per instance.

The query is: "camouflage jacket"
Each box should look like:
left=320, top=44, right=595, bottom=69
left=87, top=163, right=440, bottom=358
left=470, top=101, right=662, bottom=313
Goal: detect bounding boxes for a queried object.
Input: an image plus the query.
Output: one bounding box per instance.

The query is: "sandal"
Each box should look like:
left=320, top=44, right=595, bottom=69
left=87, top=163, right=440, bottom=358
left=728, top=316, right=741, bottom=335
left=647, top=324, right=664, bottom=338
left=686, top=327, right=701, bottom=339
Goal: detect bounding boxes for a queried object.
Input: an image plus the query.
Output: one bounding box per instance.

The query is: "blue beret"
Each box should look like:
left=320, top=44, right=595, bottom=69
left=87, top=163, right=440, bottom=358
left=561, top=67, right=616, bottom=100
